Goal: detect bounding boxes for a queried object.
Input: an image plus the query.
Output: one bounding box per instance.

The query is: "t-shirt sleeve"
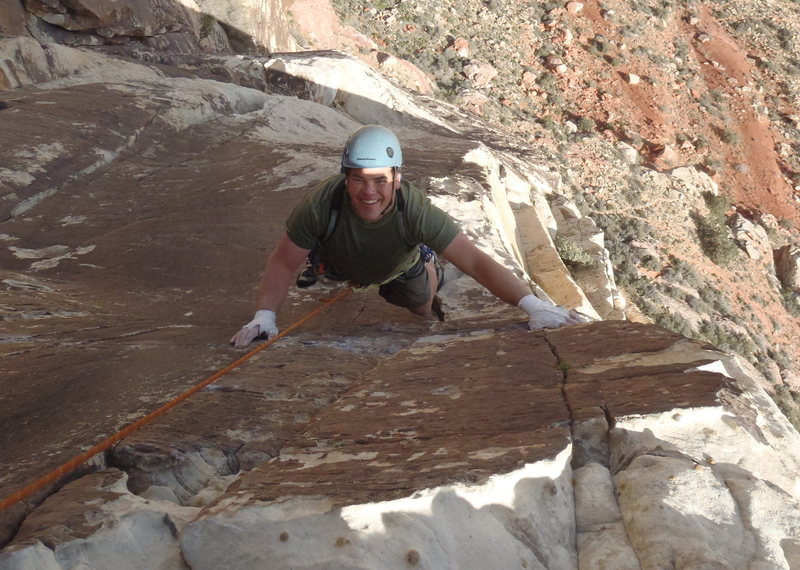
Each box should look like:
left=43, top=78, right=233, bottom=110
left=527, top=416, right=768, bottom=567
left=408, top=186, right=460, bottom=253
left=285, top=176, right=340, bottom=249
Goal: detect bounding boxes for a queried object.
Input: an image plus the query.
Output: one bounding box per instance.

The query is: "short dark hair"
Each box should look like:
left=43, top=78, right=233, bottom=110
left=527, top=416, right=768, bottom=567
left=343, top=166, right=401, bottom=178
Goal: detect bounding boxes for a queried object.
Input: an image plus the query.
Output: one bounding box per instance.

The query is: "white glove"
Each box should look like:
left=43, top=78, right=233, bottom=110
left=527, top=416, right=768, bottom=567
left=230, top=309, right=278, bottom=347
left=518, top=294, right=586, bottom=330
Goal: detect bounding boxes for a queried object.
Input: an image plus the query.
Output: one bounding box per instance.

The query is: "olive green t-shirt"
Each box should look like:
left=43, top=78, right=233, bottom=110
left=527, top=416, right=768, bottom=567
left=286, top=175, right=460, bottom=285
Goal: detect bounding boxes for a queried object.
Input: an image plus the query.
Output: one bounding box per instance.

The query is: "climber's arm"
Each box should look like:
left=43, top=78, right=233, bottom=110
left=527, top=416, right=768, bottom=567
left=442, top=232, right=585, bottom=329
left=441, top=232, right=531, bottom=305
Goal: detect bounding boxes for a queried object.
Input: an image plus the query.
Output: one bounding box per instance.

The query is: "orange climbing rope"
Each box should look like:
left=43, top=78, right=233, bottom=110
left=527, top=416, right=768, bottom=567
left=0, top=288, right=351, bottom=512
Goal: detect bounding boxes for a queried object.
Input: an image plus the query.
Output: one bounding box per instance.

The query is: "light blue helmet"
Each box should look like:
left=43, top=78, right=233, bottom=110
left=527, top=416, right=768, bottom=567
left=341, top=125, right=403, bottom=170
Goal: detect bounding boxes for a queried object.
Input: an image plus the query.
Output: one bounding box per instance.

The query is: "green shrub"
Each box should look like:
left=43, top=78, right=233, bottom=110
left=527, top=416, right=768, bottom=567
left=703, top=193, right=729, bottom=217
left=661, top=257, right=703, bottom=287
left=773, top=384, right=800, bottom=431
left=200, top=13, right=216, bottom=38
left=698, top=283, right=733, bottom=316
left=576, top=117, right=597, bottom=133
left=696, top=217, right=739, bottom=265
left=698, top=89, right=729, bottom=118
left=769, top=346, right=795, bottom=370
left=694, top=193, right=739, bottom=266
left=554, top=235, right=594, bottom=268
left=592, top=37, right=613, bottom=54
left=539, top=116, right=560, bottom=132
left=653, top=310, right=695, bottom=338
left=721, top=129, right=741, bottom=145
left=640, top=254, right=661, bottom=271
left=536, top=73, right=558, bottom=93
left=781, top=289, right=800, bottom=317
left=778, top=27, right=795, bottom=51
left=757, top=58, right=780, bottom=73
left=685, top=294, right=707, bottom=312
left=697, top=319, right=756, bottom=358
left=703, top=155, right=723, bottom=173
left=673, top=38, right=690, bottom=60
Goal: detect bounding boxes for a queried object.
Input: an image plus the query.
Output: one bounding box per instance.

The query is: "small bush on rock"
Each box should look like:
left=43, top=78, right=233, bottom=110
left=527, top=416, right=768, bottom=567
left=781, top=288, right=800, bottom=317
left=694, top=193, right=739, bottom=266
left=774, top=384, right=800, bottom=428
left=554, top=235, right=594, bottom=268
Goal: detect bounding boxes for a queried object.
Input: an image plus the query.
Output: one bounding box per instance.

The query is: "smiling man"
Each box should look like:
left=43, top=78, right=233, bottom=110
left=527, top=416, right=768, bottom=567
left=231, top=125, right=584, bottom=346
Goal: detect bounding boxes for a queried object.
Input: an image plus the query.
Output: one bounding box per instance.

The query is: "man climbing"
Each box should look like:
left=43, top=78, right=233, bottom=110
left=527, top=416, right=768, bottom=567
left=231, top=125, right=585, bottom=347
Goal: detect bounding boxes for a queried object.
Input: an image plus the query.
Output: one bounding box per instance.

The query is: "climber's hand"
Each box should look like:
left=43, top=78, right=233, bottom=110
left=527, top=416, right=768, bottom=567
left=230, top=309, right=278, bottom=347
left=518, top=294, right=587, bottom=330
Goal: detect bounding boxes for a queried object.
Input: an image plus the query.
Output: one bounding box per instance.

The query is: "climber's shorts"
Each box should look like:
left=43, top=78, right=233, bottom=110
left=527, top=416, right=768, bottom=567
left=379, top=246, right=444, bottom=309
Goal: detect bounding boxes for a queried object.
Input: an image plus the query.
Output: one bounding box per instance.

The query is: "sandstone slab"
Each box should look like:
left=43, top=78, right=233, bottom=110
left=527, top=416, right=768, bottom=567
left=180, top=328, right=577, bottom=569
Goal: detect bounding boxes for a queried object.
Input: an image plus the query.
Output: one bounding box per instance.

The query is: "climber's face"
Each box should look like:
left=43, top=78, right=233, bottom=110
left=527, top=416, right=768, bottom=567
left=345, top=167, right=401, bottom=222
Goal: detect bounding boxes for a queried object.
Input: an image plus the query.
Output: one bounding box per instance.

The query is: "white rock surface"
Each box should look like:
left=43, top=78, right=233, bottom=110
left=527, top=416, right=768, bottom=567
left=775, top=244, right=800, bottom=292
left=731, top=213, right=772, bottom=260
left=605, top=359, right=800, bottom=569
left=574, top=463, right=623, bottom=530
left=574, top=463, right=639, bottom=569
left=194, top=0, right=297, bottom=53
left=180, top=449, right=576, bottom=570
left=0, top=470, right=198, bottom=570
left=616, top=452, right=757, bottom=568
left=262, top=53, right=451, bottom=130
left=0, top=37, right=164, bottom=89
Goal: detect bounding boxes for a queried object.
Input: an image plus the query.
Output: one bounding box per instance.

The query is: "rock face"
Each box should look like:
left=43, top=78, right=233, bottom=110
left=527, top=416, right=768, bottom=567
left=548, top=194, right=625, bottom=320
left=192, top=0, right=297, bottom=53
left=4, top=318, right=800, bottom=568
left=2, top=13, right=800, bottom=570
left=6, top=0, right=295, bottom=54
left=731, top=213, right=772, bottom=261
left=0, top=469, right=197, bottom=569
left=775, top=244, right=800, bottom=292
